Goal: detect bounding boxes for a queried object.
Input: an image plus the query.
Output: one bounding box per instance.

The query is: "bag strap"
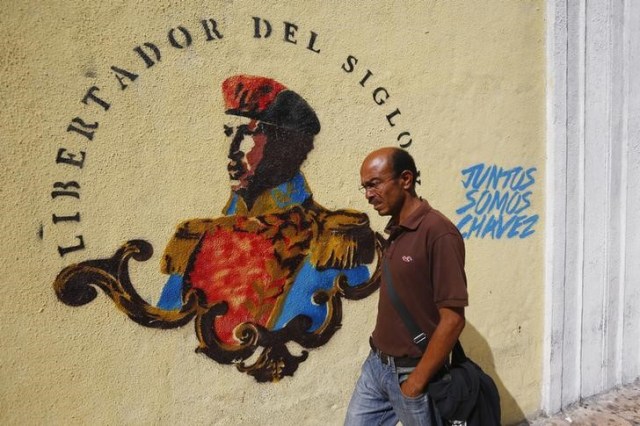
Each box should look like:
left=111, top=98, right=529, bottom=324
left=382, top=258, right=428, bottom=351
left=383, top=258, right=467, bottom=364
left=451, top=340, right=467, bottom=364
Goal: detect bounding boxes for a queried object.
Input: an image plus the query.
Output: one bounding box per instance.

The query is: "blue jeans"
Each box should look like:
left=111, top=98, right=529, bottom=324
left=345, top=351, right=443, bottom=426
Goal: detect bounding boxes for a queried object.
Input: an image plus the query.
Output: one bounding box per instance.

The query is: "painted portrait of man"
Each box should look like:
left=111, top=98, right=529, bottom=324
left=54, top=75, right=380, bottom=381
left=149, top=75, right=379, bottom=379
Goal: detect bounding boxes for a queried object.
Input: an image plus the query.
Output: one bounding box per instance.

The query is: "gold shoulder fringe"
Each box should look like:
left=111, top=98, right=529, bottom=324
left=309, top=205, right=375, bottom=270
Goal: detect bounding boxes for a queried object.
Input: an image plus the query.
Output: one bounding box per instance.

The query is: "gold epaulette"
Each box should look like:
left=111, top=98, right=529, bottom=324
left=309, top=206, right=375, bottom=270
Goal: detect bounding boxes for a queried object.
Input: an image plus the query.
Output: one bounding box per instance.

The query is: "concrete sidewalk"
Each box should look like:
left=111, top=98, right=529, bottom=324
left=525, top=379, right=640, bottom=425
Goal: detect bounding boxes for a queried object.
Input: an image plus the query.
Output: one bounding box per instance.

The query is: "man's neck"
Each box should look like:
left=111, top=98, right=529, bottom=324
left=395, top=195, right=423, bottom=224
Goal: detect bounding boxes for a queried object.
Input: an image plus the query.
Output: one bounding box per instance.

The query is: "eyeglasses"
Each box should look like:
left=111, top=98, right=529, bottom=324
left=359, top=176, right=396, bottom=194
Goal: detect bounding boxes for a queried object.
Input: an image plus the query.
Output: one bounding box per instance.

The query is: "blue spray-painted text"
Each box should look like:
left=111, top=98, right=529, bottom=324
left=456, top=163, right=539, bottom=239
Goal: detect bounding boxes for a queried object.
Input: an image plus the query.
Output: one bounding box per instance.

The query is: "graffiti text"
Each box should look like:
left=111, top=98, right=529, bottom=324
left=456, top=163, right=539, bottom=239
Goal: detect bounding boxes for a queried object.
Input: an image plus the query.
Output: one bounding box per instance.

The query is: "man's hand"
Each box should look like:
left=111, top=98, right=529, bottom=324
left=400, top=376, right=424, bottom=398
left=400, top=306, right=465, bottom=395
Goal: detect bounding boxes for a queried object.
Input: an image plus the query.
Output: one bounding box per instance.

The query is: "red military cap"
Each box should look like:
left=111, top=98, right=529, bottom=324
left=222, top=75, right=320, bottom=135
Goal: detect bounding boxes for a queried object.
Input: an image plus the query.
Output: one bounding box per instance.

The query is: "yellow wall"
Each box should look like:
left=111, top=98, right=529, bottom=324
left=1, top=1, right=545, bottom=424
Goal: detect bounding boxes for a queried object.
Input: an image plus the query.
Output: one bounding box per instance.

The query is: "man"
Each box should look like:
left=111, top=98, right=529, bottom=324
left=345, top=147, right=468, bottom=425
left=155, top=75, right=376, bottom=380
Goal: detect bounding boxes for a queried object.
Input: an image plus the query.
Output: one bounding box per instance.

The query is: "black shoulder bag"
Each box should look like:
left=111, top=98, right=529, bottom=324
left=382, top=260, right=501, bottom=425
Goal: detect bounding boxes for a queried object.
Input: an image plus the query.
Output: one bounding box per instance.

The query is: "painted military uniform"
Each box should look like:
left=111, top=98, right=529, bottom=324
left=158, top=172, right=374, bottom=344
left=53, top=74, right=378, bottom=382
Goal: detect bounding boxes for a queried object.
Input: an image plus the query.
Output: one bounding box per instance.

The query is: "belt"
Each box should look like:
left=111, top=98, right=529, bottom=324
left=369, top=338, right=421, bottom=368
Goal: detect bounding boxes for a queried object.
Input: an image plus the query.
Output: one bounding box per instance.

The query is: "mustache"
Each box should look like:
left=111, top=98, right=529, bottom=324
left=227, top=160, right=246, bottom=178
left=227, top=159, right=242, bottom=171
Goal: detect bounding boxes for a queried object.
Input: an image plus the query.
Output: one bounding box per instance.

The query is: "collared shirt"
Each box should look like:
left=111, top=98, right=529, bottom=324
left=371, top=199, right=468, bottom=358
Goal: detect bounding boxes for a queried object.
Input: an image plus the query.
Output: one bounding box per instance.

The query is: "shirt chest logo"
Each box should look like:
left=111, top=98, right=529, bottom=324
left=402, top=255, right=414, bottom=263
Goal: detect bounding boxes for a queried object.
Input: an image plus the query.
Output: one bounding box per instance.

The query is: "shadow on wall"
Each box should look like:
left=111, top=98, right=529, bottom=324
left=461, top=323, right=525, bottom=425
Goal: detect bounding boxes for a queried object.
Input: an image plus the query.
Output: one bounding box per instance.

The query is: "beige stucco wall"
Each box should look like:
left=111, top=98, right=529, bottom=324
left=1, top=1, right=545, bottom=424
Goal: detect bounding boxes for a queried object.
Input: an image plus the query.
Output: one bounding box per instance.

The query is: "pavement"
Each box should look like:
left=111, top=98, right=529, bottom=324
left=525, top=379, right=640, bottom=425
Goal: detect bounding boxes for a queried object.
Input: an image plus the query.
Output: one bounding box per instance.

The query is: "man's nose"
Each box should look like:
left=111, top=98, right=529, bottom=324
left=228, top=131, right=245, bottom=157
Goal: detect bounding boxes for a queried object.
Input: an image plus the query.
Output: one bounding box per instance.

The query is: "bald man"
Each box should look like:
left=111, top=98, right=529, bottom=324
left=345, top=148, right=468, bottom=426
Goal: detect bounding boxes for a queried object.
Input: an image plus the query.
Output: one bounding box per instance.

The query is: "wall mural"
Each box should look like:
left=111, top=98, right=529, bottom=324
left=455, top=163, right=539, bottom=239
left=53, top=75, right=382, bottom=382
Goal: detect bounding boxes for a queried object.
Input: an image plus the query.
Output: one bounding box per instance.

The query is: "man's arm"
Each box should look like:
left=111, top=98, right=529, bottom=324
left=400, top=306, right=465, bottom=397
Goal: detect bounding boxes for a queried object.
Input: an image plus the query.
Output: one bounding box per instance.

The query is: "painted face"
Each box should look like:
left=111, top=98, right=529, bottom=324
left=359, top=154, right=404, bottom=218
left=226, top=116, right=268, bottom=191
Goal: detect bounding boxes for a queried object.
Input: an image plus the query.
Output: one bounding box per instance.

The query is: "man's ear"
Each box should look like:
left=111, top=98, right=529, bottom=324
left=400, top=170, right=414, bottom=189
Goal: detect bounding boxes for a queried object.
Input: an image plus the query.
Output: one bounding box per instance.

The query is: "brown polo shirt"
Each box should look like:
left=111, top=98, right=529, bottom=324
left=371, top=200, right=468, bottom=358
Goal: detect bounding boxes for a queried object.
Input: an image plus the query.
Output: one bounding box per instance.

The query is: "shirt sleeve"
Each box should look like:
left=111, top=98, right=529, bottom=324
left=430, top=232, right=469, bottom=308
